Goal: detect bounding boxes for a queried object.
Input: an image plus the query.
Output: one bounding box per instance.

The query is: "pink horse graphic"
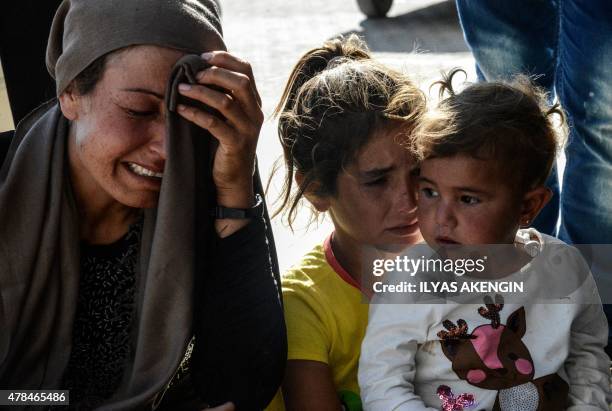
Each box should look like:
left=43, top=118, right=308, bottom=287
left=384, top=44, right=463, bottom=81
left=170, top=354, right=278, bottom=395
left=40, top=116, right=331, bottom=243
left=437, top=295, right=568, bottom=411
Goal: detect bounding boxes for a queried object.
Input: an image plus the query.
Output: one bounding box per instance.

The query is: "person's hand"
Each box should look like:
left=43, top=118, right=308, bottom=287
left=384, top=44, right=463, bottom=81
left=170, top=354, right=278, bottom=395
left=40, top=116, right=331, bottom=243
left=201, top=402, right=235, bottom=411
left=177, top=51, right=262, bottom=207
left=177, top=51, right=263, bottom=236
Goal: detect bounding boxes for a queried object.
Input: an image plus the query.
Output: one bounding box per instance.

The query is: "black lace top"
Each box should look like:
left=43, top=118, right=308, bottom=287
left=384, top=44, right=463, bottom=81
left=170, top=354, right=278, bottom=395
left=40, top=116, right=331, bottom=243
left=61, top=218, right=143, bottom=410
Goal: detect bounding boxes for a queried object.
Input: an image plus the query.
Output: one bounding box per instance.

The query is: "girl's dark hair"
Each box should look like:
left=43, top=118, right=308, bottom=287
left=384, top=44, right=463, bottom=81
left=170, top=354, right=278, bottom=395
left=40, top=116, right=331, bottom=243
left=415, top=68, right=567, bottom=194
left=273, top=35, right=426, bottom=228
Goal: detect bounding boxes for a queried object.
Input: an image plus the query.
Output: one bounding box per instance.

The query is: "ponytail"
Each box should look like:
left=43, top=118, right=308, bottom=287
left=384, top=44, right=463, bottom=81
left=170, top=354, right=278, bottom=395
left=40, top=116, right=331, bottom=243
left=274, top=36, right=371, bottom=117
left=271, top=35, right=425, bottom=229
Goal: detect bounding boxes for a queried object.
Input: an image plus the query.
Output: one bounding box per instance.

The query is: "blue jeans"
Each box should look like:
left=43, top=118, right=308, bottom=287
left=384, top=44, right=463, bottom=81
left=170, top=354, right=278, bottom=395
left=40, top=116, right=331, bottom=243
left=456, top=0, right=612, bottom=344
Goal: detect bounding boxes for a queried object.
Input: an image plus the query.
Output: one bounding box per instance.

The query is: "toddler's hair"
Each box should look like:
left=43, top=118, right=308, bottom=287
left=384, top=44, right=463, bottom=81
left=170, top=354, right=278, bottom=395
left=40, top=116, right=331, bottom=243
left=415, top=68, right=567, bottom=194
left=273, top=35, right=426, bottom=228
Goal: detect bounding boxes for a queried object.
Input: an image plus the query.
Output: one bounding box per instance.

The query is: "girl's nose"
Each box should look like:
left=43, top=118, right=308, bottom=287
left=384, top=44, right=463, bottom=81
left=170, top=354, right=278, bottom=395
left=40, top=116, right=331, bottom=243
left=395, top=173, right=419, bottom=212
left=435, top=201, right=456, bottom=228
left=395, top=183, right=418, bottom=215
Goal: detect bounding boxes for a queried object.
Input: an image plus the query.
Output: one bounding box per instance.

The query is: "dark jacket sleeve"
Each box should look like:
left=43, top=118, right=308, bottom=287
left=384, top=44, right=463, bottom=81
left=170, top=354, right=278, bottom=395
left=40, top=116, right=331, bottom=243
left=190, top=172, right=287, bottom=411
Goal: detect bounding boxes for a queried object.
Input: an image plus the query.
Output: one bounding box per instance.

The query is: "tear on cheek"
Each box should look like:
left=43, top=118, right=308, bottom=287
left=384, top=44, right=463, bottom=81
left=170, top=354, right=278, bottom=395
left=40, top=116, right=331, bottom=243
left=467, top=369, right=486, bottom=384
left=515, top=358, right=533, bottom=375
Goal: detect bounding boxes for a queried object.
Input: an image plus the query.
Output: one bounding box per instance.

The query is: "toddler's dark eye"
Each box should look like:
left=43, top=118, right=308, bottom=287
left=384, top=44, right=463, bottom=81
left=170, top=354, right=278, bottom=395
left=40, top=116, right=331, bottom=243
left=421, top=187, right=438, bottom=198
left=460, top=195, right=480, bottom=205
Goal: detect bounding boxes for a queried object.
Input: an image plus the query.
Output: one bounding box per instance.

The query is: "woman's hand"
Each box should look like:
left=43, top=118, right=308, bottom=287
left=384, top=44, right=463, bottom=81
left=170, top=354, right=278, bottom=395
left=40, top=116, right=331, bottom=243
left=201, top=402, right=235, bottom=411
left=177, top=51, right=263, bottom=236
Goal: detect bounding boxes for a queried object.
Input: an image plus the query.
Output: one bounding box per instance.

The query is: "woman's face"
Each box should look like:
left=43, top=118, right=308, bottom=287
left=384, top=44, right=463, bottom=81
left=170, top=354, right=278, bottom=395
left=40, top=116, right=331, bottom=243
left=325, top=127, right=422, bottom=250
left=61, top=45, right=185, bottom=209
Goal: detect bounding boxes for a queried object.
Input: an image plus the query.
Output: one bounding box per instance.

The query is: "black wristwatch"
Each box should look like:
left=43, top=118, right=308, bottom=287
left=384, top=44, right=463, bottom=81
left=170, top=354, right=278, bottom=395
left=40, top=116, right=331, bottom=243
left=210, top=193, right=264, bottom=219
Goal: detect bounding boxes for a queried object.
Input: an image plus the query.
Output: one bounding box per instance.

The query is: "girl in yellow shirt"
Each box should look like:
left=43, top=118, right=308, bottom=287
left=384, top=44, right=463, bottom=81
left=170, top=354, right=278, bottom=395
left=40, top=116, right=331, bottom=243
left=267, top=35, right=426, bottom=411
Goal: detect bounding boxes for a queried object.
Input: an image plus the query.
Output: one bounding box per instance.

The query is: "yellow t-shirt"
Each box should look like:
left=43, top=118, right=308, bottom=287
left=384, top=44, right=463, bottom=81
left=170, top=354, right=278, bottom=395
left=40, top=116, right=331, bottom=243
left=266, top=234, right=369, bottom=411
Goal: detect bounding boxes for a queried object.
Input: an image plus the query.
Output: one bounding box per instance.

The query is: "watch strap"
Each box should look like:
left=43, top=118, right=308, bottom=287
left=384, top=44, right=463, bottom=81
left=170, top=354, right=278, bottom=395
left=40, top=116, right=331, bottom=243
left=210, top=193, right=264, bottom=219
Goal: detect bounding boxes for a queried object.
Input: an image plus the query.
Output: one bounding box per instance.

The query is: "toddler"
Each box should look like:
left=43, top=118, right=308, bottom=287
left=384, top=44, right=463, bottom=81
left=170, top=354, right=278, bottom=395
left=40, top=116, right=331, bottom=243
left=358, top=71, right=610, bottom=411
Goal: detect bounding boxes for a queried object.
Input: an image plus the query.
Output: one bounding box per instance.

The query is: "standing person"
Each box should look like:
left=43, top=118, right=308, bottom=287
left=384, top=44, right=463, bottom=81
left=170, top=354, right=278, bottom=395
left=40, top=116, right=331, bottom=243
left=266, top=35, right=426, bottom=411
left=0, top=1, right=286, bottom=410
left=454, top=0, right=612, bottom=245
left=455, top=0, right=612, bottom=354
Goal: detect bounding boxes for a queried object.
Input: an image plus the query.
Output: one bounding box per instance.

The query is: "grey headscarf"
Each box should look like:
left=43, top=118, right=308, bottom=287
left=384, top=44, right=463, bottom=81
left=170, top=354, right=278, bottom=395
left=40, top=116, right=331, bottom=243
left=0, top=1, right=237, bottom=409
left=46, top=0, right=226, bottom=95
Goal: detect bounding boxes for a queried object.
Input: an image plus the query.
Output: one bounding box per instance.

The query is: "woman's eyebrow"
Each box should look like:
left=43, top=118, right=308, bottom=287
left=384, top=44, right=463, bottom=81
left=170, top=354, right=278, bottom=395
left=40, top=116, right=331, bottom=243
left=121, top=87, right=164, bottom=99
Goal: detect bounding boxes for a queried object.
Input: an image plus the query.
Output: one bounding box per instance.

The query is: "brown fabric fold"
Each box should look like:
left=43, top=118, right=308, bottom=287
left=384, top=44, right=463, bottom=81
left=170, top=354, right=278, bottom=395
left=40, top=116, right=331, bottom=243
left=108, top=54, right=219, bottom=410
left=0, top=55, right=223, bottom=409
left=0, top=101, right=81, bottom=391
left=46, top=0, right=226, bottom=95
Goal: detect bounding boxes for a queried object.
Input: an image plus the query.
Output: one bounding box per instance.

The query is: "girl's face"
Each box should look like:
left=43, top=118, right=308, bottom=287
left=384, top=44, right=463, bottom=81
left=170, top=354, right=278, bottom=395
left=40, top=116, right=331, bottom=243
left=60, top=45, right=185, bottom=209
left=417, top=154, right=522, bottom=246
left=323, top=128, right=422, bottom=249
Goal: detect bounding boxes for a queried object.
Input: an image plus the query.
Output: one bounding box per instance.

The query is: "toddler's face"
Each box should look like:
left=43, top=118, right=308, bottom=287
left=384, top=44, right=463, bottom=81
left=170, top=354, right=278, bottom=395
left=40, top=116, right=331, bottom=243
left=417, top=154, right=522, bottom=246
